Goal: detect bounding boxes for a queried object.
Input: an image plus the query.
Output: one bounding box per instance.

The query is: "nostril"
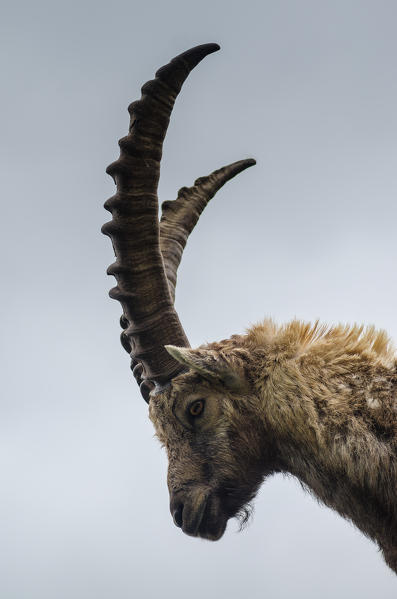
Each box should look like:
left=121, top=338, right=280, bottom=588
left=173, top=503, right=184, bottom=528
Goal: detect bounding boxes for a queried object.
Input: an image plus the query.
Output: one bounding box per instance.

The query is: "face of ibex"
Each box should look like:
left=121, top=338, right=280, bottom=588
left=149, top=363, right=267, bottom=540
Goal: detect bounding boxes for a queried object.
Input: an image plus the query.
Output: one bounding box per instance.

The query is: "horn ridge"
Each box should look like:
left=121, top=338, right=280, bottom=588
left=160, top=158, right=256, bottom=302
left=103, top=44, right=221, bottom=395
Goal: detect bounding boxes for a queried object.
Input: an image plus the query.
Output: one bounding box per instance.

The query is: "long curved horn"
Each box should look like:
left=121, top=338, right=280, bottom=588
left=160, top=158, right=256, bottom=302
left=102, top=44, right=220, bottom=400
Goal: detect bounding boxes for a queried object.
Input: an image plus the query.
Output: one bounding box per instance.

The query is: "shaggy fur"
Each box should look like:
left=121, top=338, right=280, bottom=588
left=149, top=319, right=397, bottom=572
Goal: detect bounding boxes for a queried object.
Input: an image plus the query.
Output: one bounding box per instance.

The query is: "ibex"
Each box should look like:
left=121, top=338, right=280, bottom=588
left=102, top=43, right=397, bottom=573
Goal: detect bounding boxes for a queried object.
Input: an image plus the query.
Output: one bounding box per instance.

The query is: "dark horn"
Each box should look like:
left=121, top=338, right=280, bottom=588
left=102, top=44, right=220, bottom=398
left=160, top=158, right=256, bottom=302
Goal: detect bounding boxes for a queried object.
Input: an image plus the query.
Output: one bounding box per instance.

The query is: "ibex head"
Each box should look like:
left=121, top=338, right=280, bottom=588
left=102, top=44, right=267, bottom=539
left=149, top=346, right=274, bottom=539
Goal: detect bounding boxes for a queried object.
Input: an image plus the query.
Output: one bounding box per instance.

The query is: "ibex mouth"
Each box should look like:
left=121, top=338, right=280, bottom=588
left=196, top=494, right=227, bottom=541
left=171, top=488, right=227, bottom=541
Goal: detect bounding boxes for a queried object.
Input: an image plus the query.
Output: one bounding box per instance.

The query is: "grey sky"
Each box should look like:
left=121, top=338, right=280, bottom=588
left=1, top=0, right=397, bottom=597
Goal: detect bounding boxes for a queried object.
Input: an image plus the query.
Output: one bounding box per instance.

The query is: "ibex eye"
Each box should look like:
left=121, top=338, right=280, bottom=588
left=188, top=400, right=205, bottom=417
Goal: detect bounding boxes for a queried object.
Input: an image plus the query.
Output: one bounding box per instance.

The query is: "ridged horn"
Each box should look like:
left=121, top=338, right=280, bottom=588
left=160, top=158, right=256, bottom=302
left=102, top=43, right=220, bottom=400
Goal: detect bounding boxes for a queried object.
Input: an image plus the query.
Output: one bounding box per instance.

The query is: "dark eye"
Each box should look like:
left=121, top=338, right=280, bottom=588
left=188, top=399, right=205, bottom=418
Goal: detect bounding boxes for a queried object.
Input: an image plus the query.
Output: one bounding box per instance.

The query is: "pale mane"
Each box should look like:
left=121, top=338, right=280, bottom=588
left=246, top=318, right=396, bottom=366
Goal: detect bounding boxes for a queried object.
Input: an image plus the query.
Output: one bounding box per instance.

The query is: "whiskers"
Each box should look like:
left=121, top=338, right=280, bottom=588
left=235, top=502, right=254, bottom=531
left=221, top=483, right=257, bottom=532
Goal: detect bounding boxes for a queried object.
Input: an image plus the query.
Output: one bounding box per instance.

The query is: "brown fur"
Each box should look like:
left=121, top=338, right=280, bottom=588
left=149, top=319, right=397, bottom=572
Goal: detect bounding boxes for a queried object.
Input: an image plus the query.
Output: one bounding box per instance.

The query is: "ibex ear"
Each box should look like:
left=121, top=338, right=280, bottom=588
left=165, top=346, right=245, bottom=392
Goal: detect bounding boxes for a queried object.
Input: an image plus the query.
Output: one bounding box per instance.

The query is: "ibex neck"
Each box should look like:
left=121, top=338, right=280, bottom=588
left=244, top=320, right=397, bottom=556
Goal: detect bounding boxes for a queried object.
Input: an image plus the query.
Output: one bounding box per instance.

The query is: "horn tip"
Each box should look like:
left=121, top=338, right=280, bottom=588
left=233, top=157, right=257, bottom=174
left=164, top=344, right=185, bottom=360
left=176, top=43, right=221, bottom=68
left=235, top=158, right=256, bottom=169
left=164, top=344, right=178, bottom=353
left=208, top=42, right=220, bottom=52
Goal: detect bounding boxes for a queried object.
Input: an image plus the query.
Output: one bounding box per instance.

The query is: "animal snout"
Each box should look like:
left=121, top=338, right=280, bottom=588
left=169, top=489, right=207, bottom=536
left=169, top=486, right=227, bottom=540
left=171, top=500, right=184, bottom=528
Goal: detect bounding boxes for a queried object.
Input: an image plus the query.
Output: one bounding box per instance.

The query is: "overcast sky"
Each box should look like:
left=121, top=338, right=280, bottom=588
left=1, top=1, right=397, bottom=597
